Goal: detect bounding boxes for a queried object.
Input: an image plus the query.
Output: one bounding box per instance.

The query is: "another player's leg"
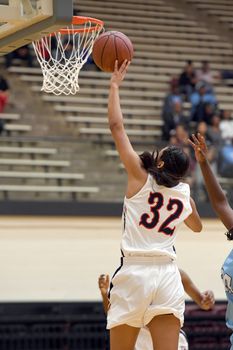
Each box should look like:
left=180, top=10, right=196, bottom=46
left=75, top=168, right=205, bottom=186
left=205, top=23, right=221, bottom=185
left=110, top=324, right=140, bottom=350
left=148, top=314, right=180, bottom=350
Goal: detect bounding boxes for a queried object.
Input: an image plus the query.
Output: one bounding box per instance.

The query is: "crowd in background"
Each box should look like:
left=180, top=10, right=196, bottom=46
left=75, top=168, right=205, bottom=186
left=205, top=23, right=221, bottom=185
left=0, top=47, right=233, bottom=201
left=162, top=60, right=233, bottom=200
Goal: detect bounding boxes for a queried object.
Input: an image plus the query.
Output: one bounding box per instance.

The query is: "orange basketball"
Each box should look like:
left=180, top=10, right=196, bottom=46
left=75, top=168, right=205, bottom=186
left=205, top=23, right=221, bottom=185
left=92, top=31, right=134, bottom=72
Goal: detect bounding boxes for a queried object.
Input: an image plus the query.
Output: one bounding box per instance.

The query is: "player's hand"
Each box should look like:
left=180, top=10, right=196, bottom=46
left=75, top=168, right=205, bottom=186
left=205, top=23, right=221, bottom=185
left=199, top=290, right=215, bottom=310
left=110, top=60, right=130, bottom=88
left=188, top=133, right=208, bottom=163
left=98, top=274, right=110, bottom=297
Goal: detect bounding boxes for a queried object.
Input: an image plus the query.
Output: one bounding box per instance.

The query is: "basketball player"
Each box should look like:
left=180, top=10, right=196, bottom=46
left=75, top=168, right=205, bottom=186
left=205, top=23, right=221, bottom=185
left=98, top=272, right=215, bottom=350
left=189, top=133, right=233, bottom=349
left=107, top=60, right=202, bottom=350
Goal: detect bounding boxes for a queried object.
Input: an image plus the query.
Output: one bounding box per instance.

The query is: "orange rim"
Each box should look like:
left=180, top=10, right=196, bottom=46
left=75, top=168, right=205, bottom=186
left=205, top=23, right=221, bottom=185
left=56, top=16, right=104, bottom=34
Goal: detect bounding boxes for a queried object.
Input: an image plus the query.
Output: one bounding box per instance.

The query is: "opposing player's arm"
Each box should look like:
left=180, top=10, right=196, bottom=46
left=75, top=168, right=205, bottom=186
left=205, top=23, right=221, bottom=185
left=199, top=161, right=233, bottom=230
left=189, top=134, right=233, bottom=230
left=179, top=269, right=215, bottom=310
left=184, top=197, right=202, bottom=232
left=108, top=60, right=147, bottom=181
left=98, top=274, right=110, bottom=315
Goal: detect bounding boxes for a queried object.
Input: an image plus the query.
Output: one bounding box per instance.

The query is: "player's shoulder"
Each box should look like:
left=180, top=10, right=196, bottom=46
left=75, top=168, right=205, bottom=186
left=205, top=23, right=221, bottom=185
left=156, top=181, right=190, bottom=194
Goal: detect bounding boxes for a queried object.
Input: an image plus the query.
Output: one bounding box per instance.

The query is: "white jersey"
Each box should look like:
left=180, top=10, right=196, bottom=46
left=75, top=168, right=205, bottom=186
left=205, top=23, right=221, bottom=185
left=121, top=174, right=192, bottom=259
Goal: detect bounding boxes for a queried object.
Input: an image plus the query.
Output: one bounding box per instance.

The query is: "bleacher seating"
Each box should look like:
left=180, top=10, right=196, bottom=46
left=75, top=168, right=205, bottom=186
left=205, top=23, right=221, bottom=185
left=4, top=123, right=32, bottom=134
left=2, top=0, right=233, bottom=203
left=0, top=185, right=99, bottom=200
left=1, top=1, right=233, bottom=348
left=0, top=113, right=20, bottom=121
left=0, top=171, right=85, bottom=185
left=0, top=146, right=57, bottom=158
left=186, top=0, right=233, bottom=30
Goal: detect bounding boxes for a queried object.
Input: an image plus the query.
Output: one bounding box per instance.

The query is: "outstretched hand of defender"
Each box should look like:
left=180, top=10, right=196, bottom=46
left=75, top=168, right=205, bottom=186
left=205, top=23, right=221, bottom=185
left=98, top=274, right=110, bottom=297
left=188, top=133, right=208, bottom=163
left=110, top=60, right=130, bottom=88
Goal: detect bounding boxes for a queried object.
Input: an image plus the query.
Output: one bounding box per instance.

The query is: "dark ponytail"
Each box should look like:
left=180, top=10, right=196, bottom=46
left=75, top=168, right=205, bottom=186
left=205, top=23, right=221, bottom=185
left=140, top=146, right=190, bottom=188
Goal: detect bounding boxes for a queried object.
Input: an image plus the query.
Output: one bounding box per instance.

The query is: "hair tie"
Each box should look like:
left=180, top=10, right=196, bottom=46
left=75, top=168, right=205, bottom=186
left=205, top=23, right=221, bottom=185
left=225, top=228, right=233, bottom=241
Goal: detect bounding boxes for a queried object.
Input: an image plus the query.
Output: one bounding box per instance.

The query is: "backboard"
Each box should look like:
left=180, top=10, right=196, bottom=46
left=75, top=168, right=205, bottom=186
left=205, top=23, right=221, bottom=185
left=0, top=0, right=73, bottom=55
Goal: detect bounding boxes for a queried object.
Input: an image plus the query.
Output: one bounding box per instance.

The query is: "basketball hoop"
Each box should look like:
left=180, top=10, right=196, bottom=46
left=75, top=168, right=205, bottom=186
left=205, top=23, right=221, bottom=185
left=32, top=16, right=104, bottom=95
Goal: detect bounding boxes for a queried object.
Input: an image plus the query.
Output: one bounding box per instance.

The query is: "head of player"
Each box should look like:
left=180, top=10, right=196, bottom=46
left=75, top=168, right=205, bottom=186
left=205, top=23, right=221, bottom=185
left=140, top=146, right=190, bottom=188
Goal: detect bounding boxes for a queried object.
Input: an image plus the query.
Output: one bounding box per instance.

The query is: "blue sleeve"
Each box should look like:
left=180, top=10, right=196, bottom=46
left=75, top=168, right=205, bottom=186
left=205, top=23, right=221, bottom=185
left=190, top=93, right=199, bottom=106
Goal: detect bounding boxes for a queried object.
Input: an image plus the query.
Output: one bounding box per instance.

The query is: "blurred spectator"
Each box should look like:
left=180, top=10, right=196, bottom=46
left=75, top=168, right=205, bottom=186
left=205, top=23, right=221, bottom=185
left=83, top=54, right=100, bottom=71
left=196, top=61, right=214, bottom=92
left=0, top=75, right=9, bottom=134
left=202, top=103, right=215, bottom=125
left=218, top=70, right=233, bottom=85
left=63, top=40, right=73, bottom=60
left=196, top=121, right=211, bottom=143
left=162, top=99, right=189, bottom=141
left=178, top=60, right=197, bottom=101
left=190, top=81, right=217, bottom=123
left=37, top=37, right=57, bottom=61
left=162, top=78, right=183, bottom=140
left=207, top=114, right=223, bottom=147
left=173, top=124, right=189, bottom=146
left=219, top=110, right=233, bottom=143
left=218, top=144, right=233, bottom=178
left=169, top=134, right=178, bottom=146
left=162, top=78, right=182, bottom=114
left=0, top=75, right=9, bottom=113
left=5, top=45, right=33, bottom=68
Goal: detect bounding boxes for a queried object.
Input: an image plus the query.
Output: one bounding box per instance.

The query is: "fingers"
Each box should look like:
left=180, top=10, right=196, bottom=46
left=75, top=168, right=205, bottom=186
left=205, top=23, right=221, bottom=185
left=114, top=59, right=130, bottom=73
left=98, top=274, right=109, bottom=288
left=125, top=60, right=131, bottom=70
left=188, top=134, right=200, bottom=149
left=191, top=133, right=200, bottom=145
left=114, top=60, right=118, bottom=73
left=197, top=133, right=203, bottom=143
left=205, top=290, right=215, bottom=304
left=201, top=291, right=215, bottom=309
left=98, top=274, right=105, bottom=284
left=187, top=138, right=196, bottom=148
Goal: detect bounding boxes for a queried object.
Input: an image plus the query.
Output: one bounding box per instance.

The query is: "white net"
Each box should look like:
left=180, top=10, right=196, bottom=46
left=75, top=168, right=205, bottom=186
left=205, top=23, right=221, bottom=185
left=32, top=18, right=103, bottom=95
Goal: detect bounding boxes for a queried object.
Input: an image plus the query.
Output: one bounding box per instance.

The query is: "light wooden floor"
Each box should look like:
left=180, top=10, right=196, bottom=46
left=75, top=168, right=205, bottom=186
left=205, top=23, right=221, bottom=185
left=0, top=216, right=230, bottom=301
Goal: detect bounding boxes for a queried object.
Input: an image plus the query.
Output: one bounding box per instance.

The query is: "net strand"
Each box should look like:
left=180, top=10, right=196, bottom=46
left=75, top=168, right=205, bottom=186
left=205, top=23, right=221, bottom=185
left=32, top=21, right=103, bottom=95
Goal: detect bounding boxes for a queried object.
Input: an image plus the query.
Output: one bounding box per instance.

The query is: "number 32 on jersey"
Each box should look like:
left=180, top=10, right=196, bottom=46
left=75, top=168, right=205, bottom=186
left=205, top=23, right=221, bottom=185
left=139, top=192, right=184, bottom=236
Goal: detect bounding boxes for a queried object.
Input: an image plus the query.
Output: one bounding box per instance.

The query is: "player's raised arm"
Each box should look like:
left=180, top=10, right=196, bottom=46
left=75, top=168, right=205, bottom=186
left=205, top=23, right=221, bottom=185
left=108, top=60, right=147, bottom=182
left=189, top=134, right=233, bottom=232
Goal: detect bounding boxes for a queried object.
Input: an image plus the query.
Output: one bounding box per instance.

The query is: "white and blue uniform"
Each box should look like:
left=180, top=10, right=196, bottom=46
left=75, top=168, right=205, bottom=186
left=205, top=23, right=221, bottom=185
left=107, top=174, right=192, bottom=329
left=222, top=249, right=233, bottom=349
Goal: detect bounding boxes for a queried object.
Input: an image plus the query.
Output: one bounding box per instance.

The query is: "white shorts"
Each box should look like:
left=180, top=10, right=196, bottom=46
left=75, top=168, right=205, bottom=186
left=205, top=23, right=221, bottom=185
left=107, top=256, right=185, bottom=329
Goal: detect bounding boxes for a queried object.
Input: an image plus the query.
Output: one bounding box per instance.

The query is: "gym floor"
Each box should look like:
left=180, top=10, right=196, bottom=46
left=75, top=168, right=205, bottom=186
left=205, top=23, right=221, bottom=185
left=0, top=216, right=229, bottom=301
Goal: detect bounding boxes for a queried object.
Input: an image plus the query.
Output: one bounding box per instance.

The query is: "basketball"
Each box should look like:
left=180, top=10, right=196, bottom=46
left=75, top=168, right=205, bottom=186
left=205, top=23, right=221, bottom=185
left=92, top=31, right=134, bottom=72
